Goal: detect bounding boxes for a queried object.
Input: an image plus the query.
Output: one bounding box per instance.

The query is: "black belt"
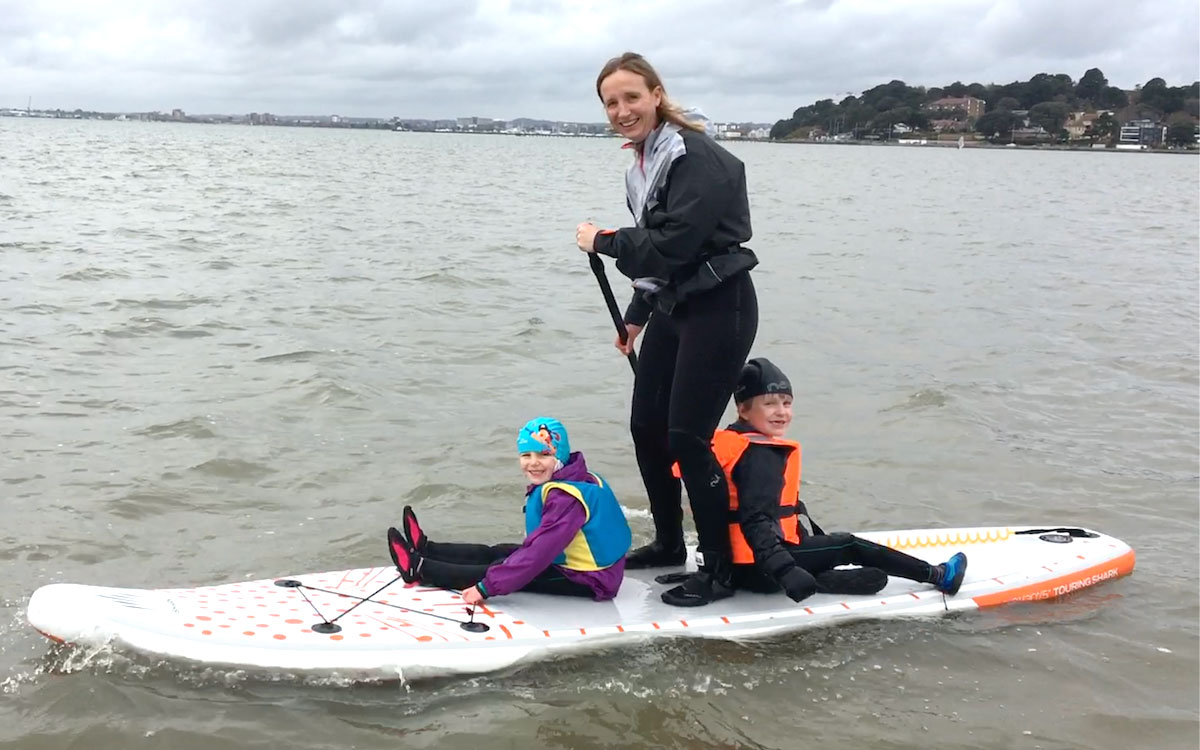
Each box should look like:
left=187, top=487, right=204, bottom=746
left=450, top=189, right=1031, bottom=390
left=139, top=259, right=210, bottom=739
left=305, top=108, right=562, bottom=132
left=729, top=501, right=825, bottom=536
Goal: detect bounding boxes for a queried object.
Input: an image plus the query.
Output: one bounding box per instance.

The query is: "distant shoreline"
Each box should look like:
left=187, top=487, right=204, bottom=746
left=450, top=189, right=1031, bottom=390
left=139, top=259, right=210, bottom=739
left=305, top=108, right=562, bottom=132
left=6, top=115, right=1194, bottom=154
left=771, top=138, right=1198, bottom=154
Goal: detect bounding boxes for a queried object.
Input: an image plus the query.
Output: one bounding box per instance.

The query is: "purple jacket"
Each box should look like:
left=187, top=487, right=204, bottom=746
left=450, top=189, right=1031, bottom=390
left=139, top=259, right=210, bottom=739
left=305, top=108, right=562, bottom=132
left=481, top=452, right=626, bottom=600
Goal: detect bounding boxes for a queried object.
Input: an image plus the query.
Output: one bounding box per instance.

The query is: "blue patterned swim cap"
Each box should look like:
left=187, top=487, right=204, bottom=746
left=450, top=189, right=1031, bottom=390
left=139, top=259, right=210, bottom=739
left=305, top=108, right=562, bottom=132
left=516, top=417, right=571, bottom=464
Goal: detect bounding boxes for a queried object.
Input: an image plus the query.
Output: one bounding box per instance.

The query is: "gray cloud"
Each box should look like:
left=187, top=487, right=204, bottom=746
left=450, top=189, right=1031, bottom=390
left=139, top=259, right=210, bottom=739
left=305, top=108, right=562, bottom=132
left=0, top=0, right=1195, bottom=121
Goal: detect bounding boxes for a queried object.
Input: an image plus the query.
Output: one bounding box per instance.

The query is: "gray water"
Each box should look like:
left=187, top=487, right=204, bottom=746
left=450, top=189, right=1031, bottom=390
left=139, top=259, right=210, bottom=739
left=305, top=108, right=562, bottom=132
left=1, top=119, right=1197, bottom=749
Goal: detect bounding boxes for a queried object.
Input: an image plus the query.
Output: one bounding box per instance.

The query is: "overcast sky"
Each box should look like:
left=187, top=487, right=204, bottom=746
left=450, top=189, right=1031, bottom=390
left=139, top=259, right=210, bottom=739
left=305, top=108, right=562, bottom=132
left=2, top=0, right=1196, bottom=122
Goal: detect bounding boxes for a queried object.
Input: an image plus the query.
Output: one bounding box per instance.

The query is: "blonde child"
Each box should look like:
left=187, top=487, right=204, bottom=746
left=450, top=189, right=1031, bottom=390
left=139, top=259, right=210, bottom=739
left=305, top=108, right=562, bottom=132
left=388, top=417, right=631, bottom=605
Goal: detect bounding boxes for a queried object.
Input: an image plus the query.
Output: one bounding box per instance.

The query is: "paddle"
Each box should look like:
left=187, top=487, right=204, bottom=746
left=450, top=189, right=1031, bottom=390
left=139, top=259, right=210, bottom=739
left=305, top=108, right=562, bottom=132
left=588, top=253, right=638, bottom=374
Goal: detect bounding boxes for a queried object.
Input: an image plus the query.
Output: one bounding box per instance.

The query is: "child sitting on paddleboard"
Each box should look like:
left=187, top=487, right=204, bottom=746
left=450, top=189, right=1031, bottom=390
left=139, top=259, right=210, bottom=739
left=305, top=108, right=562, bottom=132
left=387, top=417, right=632, bottom=606
left=661, top=357, right=968, bottom=607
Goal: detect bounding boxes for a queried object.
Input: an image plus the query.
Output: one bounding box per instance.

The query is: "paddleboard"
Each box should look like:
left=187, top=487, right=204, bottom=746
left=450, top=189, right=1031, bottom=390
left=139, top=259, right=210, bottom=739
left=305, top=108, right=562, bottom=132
left=27, top=525, right=1135, bottom=680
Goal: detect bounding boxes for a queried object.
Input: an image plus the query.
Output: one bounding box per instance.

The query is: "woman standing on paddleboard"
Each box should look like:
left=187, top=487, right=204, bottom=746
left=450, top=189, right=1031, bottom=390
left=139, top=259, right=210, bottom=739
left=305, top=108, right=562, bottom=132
left=575, top=52, right=758, bottom=607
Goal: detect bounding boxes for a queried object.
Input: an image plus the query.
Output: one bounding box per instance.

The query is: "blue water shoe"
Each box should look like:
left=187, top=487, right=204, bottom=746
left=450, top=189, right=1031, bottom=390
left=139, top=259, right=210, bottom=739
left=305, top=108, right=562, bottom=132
left=935, top=552, right=968, bottom=596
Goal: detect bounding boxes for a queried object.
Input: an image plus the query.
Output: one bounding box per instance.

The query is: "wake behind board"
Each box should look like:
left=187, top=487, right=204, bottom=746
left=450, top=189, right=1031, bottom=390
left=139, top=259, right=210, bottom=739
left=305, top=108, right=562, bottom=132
left=28, top=525, right=1135, bottom=680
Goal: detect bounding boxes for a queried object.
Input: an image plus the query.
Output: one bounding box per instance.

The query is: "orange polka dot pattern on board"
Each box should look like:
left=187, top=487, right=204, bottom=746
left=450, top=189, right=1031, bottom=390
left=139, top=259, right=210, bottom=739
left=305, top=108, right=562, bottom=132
left=158, top=567, right=535, bottom=646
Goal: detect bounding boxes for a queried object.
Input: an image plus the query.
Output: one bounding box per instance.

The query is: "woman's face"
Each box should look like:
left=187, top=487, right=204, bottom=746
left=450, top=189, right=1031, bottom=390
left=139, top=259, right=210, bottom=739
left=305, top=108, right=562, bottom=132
left=599, top=69, right=662, bottom=143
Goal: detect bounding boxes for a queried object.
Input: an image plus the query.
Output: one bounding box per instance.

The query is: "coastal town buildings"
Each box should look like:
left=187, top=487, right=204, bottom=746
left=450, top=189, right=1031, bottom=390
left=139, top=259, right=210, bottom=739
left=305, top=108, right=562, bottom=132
left=1065, top=111, right=1102, bottom=139
left=925, top=96, right=986, bottom=123
left=1118, top=118, right=1165, bottom=147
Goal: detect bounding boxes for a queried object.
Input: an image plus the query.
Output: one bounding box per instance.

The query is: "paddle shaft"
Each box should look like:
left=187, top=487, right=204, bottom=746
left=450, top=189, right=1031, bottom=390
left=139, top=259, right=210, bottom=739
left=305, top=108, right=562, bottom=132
left=588, top=253, right=638, bottom=374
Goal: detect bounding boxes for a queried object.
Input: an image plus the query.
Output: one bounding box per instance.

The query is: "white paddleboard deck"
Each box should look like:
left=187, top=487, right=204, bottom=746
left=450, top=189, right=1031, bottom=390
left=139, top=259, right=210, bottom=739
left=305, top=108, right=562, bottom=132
left=28, top=525, right=1135, bottom=680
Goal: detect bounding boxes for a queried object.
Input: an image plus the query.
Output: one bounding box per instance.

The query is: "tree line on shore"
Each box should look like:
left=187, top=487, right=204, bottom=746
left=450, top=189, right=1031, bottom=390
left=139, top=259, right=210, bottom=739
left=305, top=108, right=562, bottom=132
left=770, top=69, right=1199, bottom=146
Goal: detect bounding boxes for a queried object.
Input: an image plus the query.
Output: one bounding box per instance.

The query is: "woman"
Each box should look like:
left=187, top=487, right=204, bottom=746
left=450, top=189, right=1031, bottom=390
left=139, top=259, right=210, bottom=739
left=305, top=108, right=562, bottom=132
left=575, top=52, right=759, bottom=606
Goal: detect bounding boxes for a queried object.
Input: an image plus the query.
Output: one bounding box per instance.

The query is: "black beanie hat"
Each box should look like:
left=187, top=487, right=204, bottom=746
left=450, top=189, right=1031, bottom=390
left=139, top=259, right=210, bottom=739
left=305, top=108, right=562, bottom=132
left=735, top=357, right=792, bottom=403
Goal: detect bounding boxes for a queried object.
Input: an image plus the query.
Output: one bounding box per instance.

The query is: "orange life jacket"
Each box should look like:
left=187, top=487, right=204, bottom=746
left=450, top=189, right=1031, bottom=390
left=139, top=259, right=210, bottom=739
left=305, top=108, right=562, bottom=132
left=673, top=429, right=803, bottom=564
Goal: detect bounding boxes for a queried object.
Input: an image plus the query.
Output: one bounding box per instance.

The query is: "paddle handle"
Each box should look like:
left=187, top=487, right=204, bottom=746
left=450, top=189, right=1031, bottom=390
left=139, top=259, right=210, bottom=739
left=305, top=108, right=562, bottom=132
left=588, top=253, right=638, bottom=374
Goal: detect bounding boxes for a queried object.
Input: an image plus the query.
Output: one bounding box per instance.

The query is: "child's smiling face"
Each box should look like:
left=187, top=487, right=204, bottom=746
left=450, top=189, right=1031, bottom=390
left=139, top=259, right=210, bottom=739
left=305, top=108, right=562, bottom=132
left=519, top=451, right=559, bottom=485
left=737, top=393, right=794, bottom=438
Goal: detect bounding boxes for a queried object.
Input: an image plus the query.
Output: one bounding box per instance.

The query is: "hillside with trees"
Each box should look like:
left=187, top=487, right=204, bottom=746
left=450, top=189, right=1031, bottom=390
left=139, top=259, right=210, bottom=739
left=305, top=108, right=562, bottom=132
left=770, top=69, right=1199, bottom=147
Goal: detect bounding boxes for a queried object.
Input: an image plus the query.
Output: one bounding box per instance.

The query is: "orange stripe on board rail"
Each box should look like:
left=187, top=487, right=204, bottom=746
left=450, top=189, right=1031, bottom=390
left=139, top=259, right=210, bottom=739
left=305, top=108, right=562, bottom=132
left=972, top=549, right=1136, bottom=607
left=34, top=628, right=65, bottom=644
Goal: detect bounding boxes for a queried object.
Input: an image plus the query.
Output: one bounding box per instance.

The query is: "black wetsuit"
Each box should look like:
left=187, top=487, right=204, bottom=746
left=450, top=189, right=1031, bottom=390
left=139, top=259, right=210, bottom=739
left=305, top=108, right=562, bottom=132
left=593, top=123, right=759, bottom=563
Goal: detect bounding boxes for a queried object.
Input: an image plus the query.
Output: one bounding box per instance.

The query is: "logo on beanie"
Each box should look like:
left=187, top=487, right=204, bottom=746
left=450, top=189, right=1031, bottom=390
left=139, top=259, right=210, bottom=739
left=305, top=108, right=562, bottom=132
left=736, top=357, right=792, bottom=402
left=530, top=424, right=560, bottom=453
